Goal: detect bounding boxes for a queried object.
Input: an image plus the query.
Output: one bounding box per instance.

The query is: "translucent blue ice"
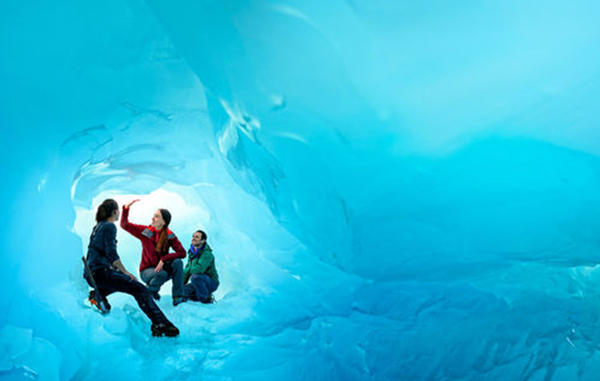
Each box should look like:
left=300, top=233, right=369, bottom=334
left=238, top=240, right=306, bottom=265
left=2, top=0, right=600, bottom=380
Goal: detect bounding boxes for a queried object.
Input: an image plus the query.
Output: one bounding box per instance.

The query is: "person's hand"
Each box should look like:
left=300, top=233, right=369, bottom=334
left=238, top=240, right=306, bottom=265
left=124, top=199, right=140, bottom=209
left=126, top=272, right=138, bottom=282
left=154, top=260, right=164, bottom=273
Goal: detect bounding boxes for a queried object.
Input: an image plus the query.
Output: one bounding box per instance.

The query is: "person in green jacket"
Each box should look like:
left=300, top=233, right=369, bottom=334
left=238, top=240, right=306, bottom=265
left=183, top=230, right=219, bottom=303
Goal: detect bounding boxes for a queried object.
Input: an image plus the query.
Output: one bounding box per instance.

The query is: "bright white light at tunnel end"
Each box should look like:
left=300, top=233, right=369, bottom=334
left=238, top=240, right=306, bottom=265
left=73, top=187, right=211, bottom=261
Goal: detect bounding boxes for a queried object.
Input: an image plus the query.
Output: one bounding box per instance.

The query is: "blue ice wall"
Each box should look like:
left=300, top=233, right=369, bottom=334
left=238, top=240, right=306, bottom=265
left=2, top=0, right=600, bottom=380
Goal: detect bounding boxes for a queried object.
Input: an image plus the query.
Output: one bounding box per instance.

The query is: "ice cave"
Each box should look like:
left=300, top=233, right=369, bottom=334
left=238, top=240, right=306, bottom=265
left=2, top=1, right=600, bottom=380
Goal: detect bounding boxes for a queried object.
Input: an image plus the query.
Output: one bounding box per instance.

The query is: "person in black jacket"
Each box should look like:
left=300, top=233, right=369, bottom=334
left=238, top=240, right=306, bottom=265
left=84, top=198, right=179, bottom=337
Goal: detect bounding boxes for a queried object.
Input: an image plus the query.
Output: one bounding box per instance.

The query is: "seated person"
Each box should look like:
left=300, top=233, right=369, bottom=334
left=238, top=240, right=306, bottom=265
left=84, top=198, right=179, bottom=337
left=183, top=230, right=219, bottom=303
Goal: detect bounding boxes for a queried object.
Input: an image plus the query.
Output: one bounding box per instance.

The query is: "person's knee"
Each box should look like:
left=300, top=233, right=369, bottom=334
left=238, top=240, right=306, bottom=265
left=140, top=269, right=154, bottom=284
left=191, top=274, right=208, bottom=282
left=172, top=258, right=183, bottom=269
left=154, top=270, right=169, bottom=282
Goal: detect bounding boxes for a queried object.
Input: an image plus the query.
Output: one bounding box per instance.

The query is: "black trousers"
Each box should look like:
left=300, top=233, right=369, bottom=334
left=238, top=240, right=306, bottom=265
left=86, top=268, right=169, bottom=325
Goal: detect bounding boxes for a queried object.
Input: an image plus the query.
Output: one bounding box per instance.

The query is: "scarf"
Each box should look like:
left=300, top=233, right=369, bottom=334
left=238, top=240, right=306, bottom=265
left=189, top=243, right=205, bottom=259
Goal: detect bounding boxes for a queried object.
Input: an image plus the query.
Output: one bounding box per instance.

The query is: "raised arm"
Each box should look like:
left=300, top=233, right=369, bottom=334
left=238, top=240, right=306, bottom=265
left=120, top=202, right=146, bottom=239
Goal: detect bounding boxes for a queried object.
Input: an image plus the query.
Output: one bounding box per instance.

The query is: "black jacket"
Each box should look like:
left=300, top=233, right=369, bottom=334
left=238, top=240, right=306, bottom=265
left=85, top=221, right=120, bottom=274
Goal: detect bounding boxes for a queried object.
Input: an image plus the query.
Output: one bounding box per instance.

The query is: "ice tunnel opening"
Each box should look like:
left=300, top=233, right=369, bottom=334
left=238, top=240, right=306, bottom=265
left=63, top=161, right=323, bottom=339
left=72, top=187, right=230, bottom=300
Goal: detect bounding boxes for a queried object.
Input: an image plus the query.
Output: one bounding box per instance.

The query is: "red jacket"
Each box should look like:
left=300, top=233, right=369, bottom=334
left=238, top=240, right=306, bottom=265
left=120, top=206, right=186, bottom=272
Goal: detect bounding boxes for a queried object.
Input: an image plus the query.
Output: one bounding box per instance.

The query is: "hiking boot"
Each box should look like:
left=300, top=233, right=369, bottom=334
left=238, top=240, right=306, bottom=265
left=89, top=290, right=111, bottom=314
left=172, top=296, right=187, bottom=306
left=200, top=294, right=215, bottom=304
left=151, top=322, right=179, bottom=337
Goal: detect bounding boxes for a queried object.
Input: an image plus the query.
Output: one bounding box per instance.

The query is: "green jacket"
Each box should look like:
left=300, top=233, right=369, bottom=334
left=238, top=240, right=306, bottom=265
left=183, top=244, right=219, bottom=284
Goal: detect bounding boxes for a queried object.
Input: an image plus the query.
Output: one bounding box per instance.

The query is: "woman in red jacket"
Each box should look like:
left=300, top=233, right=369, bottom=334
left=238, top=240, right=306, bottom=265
left=121, top=199, right=187, bottom=306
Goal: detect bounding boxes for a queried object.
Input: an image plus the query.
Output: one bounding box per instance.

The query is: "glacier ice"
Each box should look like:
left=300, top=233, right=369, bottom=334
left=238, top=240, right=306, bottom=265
left=2, top=0, right=600, bottom=380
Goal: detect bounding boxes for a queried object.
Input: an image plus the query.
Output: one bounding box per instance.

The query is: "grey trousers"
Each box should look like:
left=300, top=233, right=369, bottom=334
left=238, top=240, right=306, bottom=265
left=140, top=258, right=185, bottom=298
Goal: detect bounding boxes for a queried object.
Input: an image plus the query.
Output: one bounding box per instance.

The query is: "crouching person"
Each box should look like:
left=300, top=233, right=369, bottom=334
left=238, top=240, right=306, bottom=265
left=183, top=230, right=219, bottom=303
left=120, top=199, right=187, bottom=306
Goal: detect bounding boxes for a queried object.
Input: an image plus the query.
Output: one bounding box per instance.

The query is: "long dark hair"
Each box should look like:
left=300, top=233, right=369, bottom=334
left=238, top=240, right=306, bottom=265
left=96, top=199, right=118, bottom=222
left=156, top=208, right=172, bottom=254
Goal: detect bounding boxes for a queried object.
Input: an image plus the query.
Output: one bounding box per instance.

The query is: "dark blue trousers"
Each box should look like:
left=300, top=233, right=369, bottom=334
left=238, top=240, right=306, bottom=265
left=185, top=274, right=218, bottom=302
left=86, top=267, right=169, bottom=325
